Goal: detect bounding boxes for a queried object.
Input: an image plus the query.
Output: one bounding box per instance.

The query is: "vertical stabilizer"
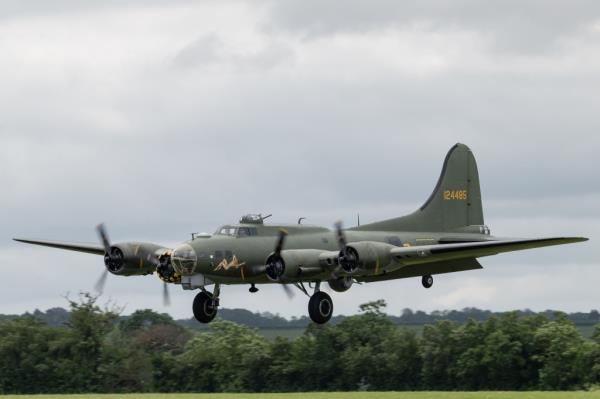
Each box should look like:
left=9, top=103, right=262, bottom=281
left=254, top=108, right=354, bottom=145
left=356, top=143, right=484, bottom=232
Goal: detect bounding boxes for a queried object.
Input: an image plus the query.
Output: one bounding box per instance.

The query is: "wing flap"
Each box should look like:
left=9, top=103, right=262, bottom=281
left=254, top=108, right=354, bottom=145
left=390, top=237, right=588, bottom=265
left=13, top=238, right=105, bottom=255
left=359, top=257, right=483, bottom=282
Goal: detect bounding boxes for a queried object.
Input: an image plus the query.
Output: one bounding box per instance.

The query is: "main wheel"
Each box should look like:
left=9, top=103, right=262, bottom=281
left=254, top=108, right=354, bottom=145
left=308, top=291, right=333, bottom=324
left=193, top=291, right=217, bottom=323
left=422, top=274, right=433, bottom=289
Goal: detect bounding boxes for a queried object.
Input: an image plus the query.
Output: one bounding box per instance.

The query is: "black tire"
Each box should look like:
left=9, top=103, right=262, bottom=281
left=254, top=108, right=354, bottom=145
left=422, top=274, right=434, bottom=289
left=308, top=291, right=333, bottom=324
left=193, top=291, right=217, bottom=323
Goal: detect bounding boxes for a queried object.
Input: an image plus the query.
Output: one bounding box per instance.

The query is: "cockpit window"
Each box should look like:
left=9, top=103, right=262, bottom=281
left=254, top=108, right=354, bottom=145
left=215, top=226, right=258, bottom=237
left=216, top=226, right=236, bottom=236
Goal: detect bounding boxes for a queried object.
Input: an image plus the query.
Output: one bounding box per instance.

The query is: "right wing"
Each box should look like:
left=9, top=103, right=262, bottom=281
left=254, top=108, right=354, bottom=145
left=13, top=238, right=105, bottom=255
left=390, top=237, right=588, bottom=265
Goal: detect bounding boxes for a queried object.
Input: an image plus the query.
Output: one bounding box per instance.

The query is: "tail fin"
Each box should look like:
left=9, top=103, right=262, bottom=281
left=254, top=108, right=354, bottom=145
left=357, top=143, right=484, bottom=233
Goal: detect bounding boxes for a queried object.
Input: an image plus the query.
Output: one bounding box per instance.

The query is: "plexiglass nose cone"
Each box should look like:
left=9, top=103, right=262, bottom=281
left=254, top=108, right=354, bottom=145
left=171, top=244, right=197, bottom=275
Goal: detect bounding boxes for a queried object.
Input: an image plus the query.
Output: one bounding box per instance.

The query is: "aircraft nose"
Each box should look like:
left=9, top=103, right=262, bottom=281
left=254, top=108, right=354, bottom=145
left=171, top=244, right=197, bottom=275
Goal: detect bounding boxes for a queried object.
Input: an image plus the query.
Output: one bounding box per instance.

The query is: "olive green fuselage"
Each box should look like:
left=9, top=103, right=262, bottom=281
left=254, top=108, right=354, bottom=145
left=183, top=223, right=488, bottom=284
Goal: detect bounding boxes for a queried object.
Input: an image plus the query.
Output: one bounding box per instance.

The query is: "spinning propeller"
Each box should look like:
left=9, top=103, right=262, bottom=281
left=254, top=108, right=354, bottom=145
left=145, top=252, right=173, bottom=307
left=94, top=223, right=171, bottom=306
left=94, top=223, right=116, bottom=294
left=335, top=221, right=358, bottom=272
left=264, top=229, right=294, bottom=299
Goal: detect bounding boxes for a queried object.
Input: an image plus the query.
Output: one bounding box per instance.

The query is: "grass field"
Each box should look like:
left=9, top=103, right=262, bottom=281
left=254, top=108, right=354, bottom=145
left=2, top=392, right=600, bottom=399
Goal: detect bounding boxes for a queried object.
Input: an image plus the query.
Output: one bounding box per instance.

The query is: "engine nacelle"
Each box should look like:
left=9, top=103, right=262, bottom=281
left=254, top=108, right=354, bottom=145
left=104, top=242, right=166, bottom=276
left=265, top=249, right=325, bottom=281
left=344, top=241, right=395, bottom=272
left=328, top=276, right=353, bottom=292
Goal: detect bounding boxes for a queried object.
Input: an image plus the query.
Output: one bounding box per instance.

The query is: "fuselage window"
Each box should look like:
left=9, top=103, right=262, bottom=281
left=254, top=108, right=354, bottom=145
left=237, top=227, right=258, bottom=237
left=238, top=227, right=249, bottom=237
left=214, top=250, right=223, bottom=262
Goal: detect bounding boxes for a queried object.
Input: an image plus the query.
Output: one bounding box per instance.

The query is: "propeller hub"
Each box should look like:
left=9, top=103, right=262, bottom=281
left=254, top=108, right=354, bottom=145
left=339, top=247, right=359, bottom=273
left=156, top=254, right=180, bottom=283
left=265, top=255, right=285, bottom=281
left=104, top=247, right=124, bottom=272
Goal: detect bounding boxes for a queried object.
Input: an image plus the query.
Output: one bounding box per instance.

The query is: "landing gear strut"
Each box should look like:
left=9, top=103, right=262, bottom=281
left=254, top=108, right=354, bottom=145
left=422, top=274, right=433, bottom=289
left=193, top=284, right=220, bottom=323
left=308, top=282, right=333, bottom=324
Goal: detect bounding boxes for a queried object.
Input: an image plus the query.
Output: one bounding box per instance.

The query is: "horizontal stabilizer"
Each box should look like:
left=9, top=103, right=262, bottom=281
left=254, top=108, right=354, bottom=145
left=13, top=238, right=105, bottom=255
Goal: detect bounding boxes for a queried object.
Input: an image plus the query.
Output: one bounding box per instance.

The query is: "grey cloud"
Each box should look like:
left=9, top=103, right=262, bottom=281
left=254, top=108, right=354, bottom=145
left=0, top=0, right=194, bottom=20
left=173, top=34, right=294, bottom=70
left=0, top=0, right=598, bottom=317
left=264, top=0, right=600, bottom=53
left=173, top=34, right=224, bottom=67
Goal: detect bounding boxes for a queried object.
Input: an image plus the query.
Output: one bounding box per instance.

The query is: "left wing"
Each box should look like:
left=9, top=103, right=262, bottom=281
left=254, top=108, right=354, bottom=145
left=391, top=237, right=588, bottom=265
left=13, top=238, right=105, bottom=255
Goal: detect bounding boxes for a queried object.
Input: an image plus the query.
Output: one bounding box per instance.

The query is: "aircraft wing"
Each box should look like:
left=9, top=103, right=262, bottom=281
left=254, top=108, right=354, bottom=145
left=390, top=237, right=588, bottom=265
left=13, top=238, right=105, bottom=255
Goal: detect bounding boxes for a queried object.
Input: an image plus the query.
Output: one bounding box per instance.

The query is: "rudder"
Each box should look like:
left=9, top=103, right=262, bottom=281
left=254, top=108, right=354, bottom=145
left=356, top=143, right=484, bottom=232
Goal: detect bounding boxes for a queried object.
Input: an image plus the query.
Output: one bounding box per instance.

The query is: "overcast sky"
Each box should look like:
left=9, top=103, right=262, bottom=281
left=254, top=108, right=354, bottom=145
left=1, top=0, right=598, bottom=319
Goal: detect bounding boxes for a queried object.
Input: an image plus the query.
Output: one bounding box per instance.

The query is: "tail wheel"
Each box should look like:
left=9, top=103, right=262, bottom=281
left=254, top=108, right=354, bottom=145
left=193, top=291, right=217, bottom=323
left=308, top=291, right=333, bottom=324
left=422, top=274, right=433, bottom=289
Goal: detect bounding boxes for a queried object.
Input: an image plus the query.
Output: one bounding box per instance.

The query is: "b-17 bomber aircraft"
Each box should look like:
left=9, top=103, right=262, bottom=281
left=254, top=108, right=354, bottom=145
left=14, top=144, right=588, bottom=324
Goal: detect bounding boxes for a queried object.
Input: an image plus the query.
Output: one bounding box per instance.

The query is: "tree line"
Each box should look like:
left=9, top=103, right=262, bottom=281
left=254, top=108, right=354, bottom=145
left=0, top=294, right=599, bottom=393
left=3, top=303, right=599, bottom=331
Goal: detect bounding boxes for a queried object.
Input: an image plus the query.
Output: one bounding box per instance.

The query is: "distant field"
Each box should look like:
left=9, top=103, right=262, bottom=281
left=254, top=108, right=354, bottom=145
left=3, top=392, right=600, bottom=399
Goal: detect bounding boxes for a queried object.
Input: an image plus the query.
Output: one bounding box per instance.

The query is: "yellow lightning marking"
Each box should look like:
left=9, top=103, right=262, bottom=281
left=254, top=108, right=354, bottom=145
left=134, top=245, right=140, bottom=255
left=213, top=255, right=246, bottom=272
left=374, top=256, right=380, bottom=275
left=139, top=258, right=144, bottom=269
left=241, top=265, right=245, bottom=280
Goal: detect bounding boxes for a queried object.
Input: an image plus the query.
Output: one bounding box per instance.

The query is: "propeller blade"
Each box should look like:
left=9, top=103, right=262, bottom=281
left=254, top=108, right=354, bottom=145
left=335, top=220, right=358, bottom=272
left=281, top=283, right=294, bottom=300
left=335, top=221, right=346, bottom=252
left=163, top=282, right=171, bottom=306
left=96, top=223, right=112, bottom=255
left=274, top=229, right=288, bottom=256
left=94, top=269, right=109, bottom=294
left=265, top=229, right=289, bottom=282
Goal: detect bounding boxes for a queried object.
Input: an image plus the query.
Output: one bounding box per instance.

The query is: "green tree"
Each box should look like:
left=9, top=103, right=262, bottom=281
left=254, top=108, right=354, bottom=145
left=420, top=320, right=461, bottom=389
left=62, top=292, right=120, bottom=392
left=174, top=320, right=269, bottom=392
left=285, top=323, right=342, bottom=390
left=120, top=309, right=177, bottom=333
left=358, top=299, right=387, bottom=315
left=533, top=315, right=593, bottom=389
left=97, top=328, right=154, bottom=392
left=0, top=317, right=70, bottom=393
